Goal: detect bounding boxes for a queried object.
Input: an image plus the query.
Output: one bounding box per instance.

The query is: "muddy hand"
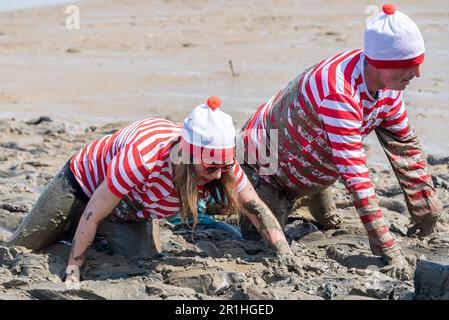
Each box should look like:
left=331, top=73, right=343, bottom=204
left=407, top=214, right=439, bottom=237
left=380, top=249, right=413, bottom=281
left=64, top=265, right=80, bottom=283
left=320, top=212, right=343, bottom=230
left=380, top=264, right=413, bottom=281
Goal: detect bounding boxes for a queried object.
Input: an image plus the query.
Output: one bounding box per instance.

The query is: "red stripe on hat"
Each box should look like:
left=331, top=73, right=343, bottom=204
left=179, top=137, right=235, bottom=163
left=365, top=53, right=424, bottom=69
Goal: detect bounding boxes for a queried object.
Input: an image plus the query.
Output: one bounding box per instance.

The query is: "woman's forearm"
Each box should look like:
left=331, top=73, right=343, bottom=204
left=67, top=210, right=99, bottom=268
left=66, top=180, right=121, bottom=271
left=242, top=199, right=292, bottom=255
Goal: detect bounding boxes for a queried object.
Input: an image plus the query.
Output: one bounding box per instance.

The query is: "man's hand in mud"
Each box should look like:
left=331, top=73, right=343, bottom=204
left=317, top=211, right=343, bottom=230
left=407, top=214, right=439, bottom=238
left=380, top=250, right=414, bottom=281
left=64, top=265, right=80, bottom=283
left=380, top=264, right=414, bottom=281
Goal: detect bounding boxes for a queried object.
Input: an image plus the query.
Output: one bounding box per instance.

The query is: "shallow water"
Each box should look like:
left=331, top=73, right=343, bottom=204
left=0, top=0, right=80, bottom=13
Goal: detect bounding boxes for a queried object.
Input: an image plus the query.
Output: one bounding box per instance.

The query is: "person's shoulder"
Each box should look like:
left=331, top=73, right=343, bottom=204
left=322, top=49, right=363, bottom=65
left=137, top=117, right=182, bottom=128
left=129, top=117, right=183, bottom=139
left=127, top=118, right=182, bottom=158
left=308, top=49, right=362, bottom=77
left=329, top=49, right=364, bottom=69
left=317, top=50, right=364, bottom=96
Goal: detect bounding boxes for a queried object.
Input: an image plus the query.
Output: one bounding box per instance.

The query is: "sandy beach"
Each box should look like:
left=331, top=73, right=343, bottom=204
left=0, top=0, right=448, bottom=300
left=0, top=0, right=448, bottom=156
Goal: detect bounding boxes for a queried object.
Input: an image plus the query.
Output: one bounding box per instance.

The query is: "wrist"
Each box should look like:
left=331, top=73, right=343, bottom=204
left=67, top=256, right=83, bottom=268
left=274, top=241, right=293, bottom=256
left=65, top=265, right=80, bottom=279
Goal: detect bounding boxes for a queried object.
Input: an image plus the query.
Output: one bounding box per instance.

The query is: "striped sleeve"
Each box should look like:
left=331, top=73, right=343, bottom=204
left=319, top=93, right=396, bottom=252
left=377, top=95, right=442, bottom=220
left=106, top=144, right=150, bottom=198
left=232, top=162, right=248, bottom=193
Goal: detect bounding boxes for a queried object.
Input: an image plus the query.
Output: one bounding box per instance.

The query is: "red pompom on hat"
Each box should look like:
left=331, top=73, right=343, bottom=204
left=207, top=96, right=221, bottom=110
left=364, top=4, right=425, bottom=69
left=180, top=96, right=236, bottom=162
left=382, top=4, right=395, bottom=15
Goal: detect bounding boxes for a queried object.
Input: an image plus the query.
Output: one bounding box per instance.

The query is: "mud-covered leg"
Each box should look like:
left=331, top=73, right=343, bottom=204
left=7, top=163, right=85, bottom=251
left=308, top=188, right=342, bottom=230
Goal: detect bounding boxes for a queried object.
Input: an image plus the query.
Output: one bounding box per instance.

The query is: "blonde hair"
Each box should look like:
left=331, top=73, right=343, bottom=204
left=172, top=162, right=241, bottom=228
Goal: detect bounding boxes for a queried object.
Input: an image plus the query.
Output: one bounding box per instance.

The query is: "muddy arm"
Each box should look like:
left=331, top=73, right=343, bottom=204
left=238, top=181, right=292, bottom=255
left=375, top=125, right=442, bottom=223
left=66, top=180, right=121, bottom=276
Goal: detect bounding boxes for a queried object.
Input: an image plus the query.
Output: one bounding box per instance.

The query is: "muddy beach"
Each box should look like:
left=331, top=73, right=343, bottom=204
left=0, top=0, right=449, bottom=301
left=0, top=118, right=448, bottom=300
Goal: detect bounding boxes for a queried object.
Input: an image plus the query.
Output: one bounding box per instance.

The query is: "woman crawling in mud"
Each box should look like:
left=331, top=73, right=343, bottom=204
left=7, top=97, right=294, bottom=283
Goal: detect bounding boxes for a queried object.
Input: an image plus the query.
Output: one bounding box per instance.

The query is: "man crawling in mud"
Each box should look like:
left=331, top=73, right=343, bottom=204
left=239, top=4, right=442, bottom=270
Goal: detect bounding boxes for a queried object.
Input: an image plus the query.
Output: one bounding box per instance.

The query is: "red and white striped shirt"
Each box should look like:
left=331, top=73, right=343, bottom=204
left=242, top=49, right=439, bottom=252
left=70, top=118, right=247, bottom=220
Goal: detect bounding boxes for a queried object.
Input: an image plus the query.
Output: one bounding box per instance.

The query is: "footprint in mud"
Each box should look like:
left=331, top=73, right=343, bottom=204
left=326, top=246, right=385, bottom=269
left=0, top=170, right=15, bottom=179
left=0, top=142, right=27, bottom=152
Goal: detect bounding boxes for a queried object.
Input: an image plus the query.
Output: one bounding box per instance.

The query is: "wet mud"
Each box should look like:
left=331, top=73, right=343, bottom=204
left=0, top=118, right=448, bottom=300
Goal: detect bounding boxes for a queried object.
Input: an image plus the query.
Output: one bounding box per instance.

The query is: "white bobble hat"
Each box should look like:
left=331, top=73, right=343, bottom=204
left=364, top=4, right=425, bottom=69
left=180, top=96, right=236, bottom=163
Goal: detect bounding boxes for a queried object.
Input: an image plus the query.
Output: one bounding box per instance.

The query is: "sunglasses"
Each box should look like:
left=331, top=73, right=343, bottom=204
left=201, top=158, right=235, bottom=174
